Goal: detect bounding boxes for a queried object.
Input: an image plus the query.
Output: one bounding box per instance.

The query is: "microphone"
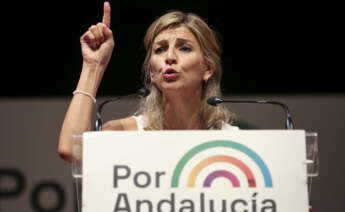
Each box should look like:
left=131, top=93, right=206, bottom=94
left=207, top=96, right=294, bottom=129
left=94, top=88, right=150, bottom=131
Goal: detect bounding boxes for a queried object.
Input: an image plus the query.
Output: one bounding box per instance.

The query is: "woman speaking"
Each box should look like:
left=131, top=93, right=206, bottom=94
left=58, top=2, right=237, bottom=162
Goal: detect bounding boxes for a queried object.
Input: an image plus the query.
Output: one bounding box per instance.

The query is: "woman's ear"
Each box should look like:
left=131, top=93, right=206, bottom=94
left=203, top=63, right=215, bottom=82
left=149, top=65, right=155, bottom=83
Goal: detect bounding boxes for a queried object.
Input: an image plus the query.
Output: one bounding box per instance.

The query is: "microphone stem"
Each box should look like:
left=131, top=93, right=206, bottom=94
left=94, top=90, right=149, bottom=131
left=220, top=99, right=294, bottom=129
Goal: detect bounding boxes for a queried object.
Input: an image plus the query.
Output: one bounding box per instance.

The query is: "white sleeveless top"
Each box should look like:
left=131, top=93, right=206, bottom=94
left=133, top=115, right=239, bottom=131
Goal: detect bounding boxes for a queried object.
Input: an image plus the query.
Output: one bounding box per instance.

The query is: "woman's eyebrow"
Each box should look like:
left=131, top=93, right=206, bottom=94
left=176, top=38, right=192, bottom=44
left=153, top=39, right=168, bottom=46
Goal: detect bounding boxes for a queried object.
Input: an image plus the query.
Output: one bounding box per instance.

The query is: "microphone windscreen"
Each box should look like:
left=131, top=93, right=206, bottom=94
left=139, top=88, right=150, bottom=97
left=207, top=97, right=218, bottom=106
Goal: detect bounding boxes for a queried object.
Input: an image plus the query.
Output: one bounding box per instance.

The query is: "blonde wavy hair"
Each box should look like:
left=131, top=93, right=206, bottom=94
left=136, top=11, right=235, bottom=130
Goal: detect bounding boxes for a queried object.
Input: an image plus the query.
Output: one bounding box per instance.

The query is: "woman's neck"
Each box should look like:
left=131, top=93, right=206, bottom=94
left=162, top=90, right=204, bottom=130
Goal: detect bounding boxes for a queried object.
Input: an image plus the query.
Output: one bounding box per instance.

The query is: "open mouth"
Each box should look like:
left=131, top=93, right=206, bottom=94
left=163, top=68, right=179, bottom=80
left=164, top=68, right=177, bottom=74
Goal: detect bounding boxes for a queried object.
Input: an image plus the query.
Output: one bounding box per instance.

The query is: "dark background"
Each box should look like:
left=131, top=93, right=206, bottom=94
left=1, top=0, right=334, bottom=97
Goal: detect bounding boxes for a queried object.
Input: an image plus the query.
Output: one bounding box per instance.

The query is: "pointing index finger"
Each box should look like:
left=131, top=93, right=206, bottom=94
left=102, top=1, right=111, bottom=27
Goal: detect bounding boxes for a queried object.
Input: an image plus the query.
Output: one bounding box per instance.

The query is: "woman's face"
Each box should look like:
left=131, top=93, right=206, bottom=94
left=149, top=26, right=214, bottom=95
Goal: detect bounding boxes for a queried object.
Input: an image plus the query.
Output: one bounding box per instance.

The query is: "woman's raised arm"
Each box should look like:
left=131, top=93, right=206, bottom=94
left=58, top=2, right=114, bottom=162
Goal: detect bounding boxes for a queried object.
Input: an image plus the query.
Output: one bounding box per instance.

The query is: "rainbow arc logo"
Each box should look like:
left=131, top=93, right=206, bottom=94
left=171, top=140, right=273, bottom=188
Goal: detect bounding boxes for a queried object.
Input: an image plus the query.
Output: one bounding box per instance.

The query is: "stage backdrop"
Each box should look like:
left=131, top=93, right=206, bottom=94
left=0, top=94, right=344, bottom=212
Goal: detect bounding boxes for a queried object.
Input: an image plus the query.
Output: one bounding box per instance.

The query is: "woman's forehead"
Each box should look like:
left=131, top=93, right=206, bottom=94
left=153, top=26, right=198, bottom=44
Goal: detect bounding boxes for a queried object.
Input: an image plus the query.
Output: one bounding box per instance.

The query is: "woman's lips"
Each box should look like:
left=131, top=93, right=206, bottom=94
left=163, top=68, right=179, bottom=81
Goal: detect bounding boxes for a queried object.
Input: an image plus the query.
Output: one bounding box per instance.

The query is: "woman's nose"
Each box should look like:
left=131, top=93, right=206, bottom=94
left=165, top=48, right=177, bottom=65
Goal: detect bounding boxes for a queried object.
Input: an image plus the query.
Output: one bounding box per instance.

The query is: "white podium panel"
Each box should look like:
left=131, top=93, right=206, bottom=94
left=76, top=130, right=310, bottom=212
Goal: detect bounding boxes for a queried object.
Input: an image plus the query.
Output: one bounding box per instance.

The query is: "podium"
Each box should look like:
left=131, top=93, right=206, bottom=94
left=71, top=130, right=318, bottom=212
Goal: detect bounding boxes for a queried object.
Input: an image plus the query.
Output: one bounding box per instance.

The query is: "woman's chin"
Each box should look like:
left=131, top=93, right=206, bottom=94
left=159, top=81, right=183, bottom=91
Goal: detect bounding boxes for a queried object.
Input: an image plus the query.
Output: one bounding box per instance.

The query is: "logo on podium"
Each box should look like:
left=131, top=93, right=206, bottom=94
left=171, top=140, right=273, bottom=188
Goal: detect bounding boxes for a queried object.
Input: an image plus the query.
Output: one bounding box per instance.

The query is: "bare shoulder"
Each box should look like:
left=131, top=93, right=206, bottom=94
left=102, top=116, right=138, bottom=131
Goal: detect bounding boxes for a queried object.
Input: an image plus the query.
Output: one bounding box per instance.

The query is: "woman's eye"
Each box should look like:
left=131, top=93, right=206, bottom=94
left=154, top=47, right=165, bottom=54
left=180, top=46, right=192, bottom=52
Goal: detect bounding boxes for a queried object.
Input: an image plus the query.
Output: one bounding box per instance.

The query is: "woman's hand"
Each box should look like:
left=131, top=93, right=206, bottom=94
left=80, top=2, right=114, bottom=67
